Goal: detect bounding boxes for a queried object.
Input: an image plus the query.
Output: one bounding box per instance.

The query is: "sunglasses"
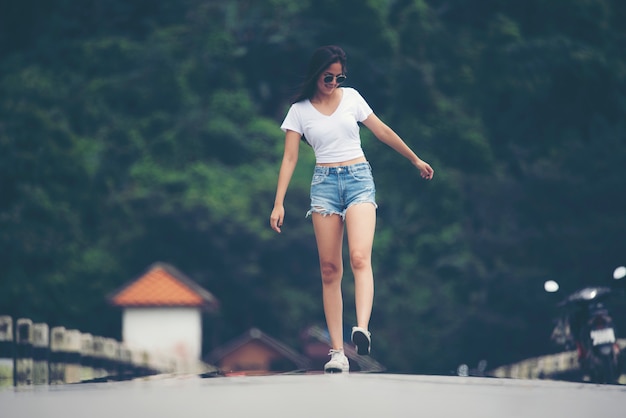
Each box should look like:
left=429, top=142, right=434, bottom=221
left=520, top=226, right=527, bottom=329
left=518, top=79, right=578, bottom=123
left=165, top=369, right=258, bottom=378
left=323, top=74, right=347, bottom=84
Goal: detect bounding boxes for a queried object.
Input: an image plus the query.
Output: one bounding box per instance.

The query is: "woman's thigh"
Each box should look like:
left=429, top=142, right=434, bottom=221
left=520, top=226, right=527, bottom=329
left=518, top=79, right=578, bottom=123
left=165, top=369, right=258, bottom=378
left=312, top=212, right=344, bottom=266
left=345, top=203, right=376, bottom=260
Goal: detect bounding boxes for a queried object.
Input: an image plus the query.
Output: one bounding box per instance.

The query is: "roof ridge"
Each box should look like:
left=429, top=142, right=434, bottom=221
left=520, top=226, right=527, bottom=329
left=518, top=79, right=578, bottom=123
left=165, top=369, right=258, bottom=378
left=107, top=262, right=219, bottom=311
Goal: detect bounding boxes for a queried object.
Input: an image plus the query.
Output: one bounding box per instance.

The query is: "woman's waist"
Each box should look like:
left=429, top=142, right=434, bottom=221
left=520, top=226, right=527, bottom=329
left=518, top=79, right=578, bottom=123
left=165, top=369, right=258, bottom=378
left=315, top=155, right=367, bottom=167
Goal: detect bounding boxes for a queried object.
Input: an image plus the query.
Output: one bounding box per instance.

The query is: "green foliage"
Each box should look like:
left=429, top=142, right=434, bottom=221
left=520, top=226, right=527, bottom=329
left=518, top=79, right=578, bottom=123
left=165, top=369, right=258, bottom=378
left=1, top=0, right=625, bottom=375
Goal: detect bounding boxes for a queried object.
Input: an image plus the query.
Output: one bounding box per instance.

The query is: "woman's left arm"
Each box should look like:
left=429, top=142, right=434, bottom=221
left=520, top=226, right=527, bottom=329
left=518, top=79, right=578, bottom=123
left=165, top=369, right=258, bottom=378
left=362, top=113, right=434, bottom=180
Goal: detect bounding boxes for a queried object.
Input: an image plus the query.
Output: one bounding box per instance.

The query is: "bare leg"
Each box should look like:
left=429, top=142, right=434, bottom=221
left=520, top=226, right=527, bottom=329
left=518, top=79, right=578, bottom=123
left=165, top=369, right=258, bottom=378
left=312, top=212, right=345, bottom=350
left=345, top=203, right=376, bottom=330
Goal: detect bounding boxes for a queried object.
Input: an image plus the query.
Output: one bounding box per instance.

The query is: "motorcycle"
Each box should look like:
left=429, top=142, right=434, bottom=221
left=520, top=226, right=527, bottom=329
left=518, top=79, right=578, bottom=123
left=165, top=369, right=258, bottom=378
left=546, top=266, right=625, bottom=384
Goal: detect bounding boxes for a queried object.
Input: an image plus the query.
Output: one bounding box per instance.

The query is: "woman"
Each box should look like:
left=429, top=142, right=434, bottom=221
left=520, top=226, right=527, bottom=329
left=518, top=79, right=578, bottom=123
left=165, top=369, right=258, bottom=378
left=270, top=45, right=434, bottom=373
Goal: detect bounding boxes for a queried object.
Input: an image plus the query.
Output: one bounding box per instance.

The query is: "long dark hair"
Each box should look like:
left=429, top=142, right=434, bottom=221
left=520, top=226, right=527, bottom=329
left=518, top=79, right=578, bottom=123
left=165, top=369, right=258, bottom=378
left=292, top=45, right=347, bottom=104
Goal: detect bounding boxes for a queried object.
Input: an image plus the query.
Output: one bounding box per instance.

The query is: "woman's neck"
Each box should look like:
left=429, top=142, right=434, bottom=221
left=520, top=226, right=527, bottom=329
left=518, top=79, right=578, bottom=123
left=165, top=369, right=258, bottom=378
left=311, top=87, right=342, bottom=104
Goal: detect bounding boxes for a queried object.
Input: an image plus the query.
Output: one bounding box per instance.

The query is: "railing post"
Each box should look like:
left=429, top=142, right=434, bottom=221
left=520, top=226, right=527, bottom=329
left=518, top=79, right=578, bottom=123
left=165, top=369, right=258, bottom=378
left=32, top=323, right=49, bottom=385
left=0, top=316, right=13, bottom=388
left=49, top=327, right=66, bottom=384
left=117, top=345, right=132, bottom=380
left=80, top=333, right=95, bottom=382
left=103, top=338, right=118, bottom=379
left=131, top=348, right=152, bottom=377
left=92, top=336, right=107, bottom=379
left=15, top=318, right=33, bottom=386
left=64, top=330, right=82, bottom=383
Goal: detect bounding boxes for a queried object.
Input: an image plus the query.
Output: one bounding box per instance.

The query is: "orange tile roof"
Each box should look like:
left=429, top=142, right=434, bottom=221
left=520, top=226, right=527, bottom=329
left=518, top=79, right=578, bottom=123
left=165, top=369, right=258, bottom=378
left=109, top=264, right=216, bottom=308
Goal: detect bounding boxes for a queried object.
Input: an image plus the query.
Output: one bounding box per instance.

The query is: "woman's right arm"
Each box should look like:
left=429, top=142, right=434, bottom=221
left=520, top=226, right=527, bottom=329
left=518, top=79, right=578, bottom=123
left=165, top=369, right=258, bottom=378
left=270, top=129, right=302, bottom=233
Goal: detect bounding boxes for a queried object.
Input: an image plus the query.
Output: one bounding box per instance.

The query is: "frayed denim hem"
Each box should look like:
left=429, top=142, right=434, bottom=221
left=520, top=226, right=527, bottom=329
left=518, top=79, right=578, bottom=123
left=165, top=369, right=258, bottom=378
left=305, top=201, right=377, bottom=220
left=305, top=206, right=345, bottom=220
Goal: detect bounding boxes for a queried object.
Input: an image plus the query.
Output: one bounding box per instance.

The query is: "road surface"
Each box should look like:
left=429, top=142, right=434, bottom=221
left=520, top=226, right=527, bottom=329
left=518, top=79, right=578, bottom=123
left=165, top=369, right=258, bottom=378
left=2, top=372, right=625, bottom=418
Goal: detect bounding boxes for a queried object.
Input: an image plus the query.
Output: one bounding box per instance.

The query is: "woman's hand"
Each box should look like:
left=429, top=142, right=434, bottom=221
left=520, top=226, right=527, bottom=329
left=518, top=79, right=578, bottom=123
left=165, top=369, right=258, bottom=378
left=270, top=205, right=285, bottom=233
left=416, top=159, right=434, bottom=180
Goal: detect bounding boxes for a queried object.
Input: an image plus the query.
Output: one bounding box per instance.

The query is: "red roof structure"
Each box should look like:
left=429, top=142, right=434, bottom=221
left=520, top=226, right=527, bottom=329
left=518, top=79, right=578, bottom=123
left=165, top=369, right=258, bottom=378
left=108, top=262, right=219, bottom=311
left=207, top=328, right=311, bottom=375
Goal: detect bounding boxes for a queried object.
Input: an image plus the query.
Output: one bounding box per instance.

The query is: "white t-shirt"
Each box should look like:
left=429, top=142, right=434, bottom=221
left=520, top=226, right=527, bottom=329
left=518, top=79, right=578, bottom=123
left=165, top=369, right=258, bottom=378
left=280, top=87, right=373, bottom=163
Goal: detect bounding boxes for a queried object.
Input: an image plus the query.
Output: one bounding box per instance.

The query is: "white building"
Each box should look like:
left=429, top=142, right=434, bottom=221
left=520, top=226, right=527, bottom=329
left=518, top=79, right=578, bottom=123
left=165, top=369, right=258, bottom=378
left=108, top=262, right=219, bottom=372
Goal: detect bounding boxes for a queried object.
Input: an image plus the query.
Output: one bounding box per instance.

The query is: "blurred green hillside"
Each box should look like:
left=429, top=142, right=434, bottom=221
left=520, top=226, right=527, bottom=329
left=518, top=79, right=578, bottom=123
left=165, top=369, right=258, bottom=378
left=1, top=0, right=625, bottom=374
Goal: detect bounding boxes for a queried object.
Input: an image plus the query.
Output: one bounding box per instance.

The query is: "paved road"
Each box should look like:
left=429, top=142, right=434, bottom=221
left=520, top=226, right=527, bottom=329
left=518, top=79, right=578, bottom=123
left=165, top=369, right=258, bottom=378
left=2, top=373, right=626, bottom=418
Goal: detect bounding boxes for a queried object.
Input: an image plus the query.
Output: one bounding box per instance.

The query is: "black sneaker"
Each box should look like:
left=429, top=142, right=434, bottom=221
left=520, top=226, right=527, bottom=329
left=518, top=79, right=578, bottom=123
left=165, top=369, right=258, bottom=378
left=351, top=327, right=371, bottom=355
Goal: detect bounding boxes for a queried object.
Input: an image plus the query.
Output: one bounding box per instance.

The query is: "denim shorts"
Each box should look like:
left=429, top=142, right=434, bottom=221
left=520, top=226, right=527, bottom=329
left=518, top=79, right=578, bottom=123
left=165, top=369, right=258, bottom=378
left=306, top=162, right=377, bottom=219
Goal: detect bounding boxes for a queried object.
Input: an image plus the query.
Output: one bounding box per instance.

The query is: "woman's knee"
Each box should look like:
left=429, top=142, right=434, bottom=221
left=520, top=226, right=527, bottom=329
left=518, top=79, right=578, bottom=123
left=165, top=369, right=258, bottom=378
left=350, top=250, right=371, bottom=271
left=320, top=261, right=342, bottom=285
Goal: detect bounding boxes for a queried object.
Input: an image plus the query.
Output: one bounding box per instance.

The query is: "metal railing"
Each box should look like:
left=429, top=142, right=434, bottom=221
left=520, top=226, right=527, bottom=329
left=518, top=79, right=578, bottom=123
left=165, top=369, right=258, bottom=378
left=488, top=339, right=626, bottom=384
left=0, top=316, right=183, bottom=387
